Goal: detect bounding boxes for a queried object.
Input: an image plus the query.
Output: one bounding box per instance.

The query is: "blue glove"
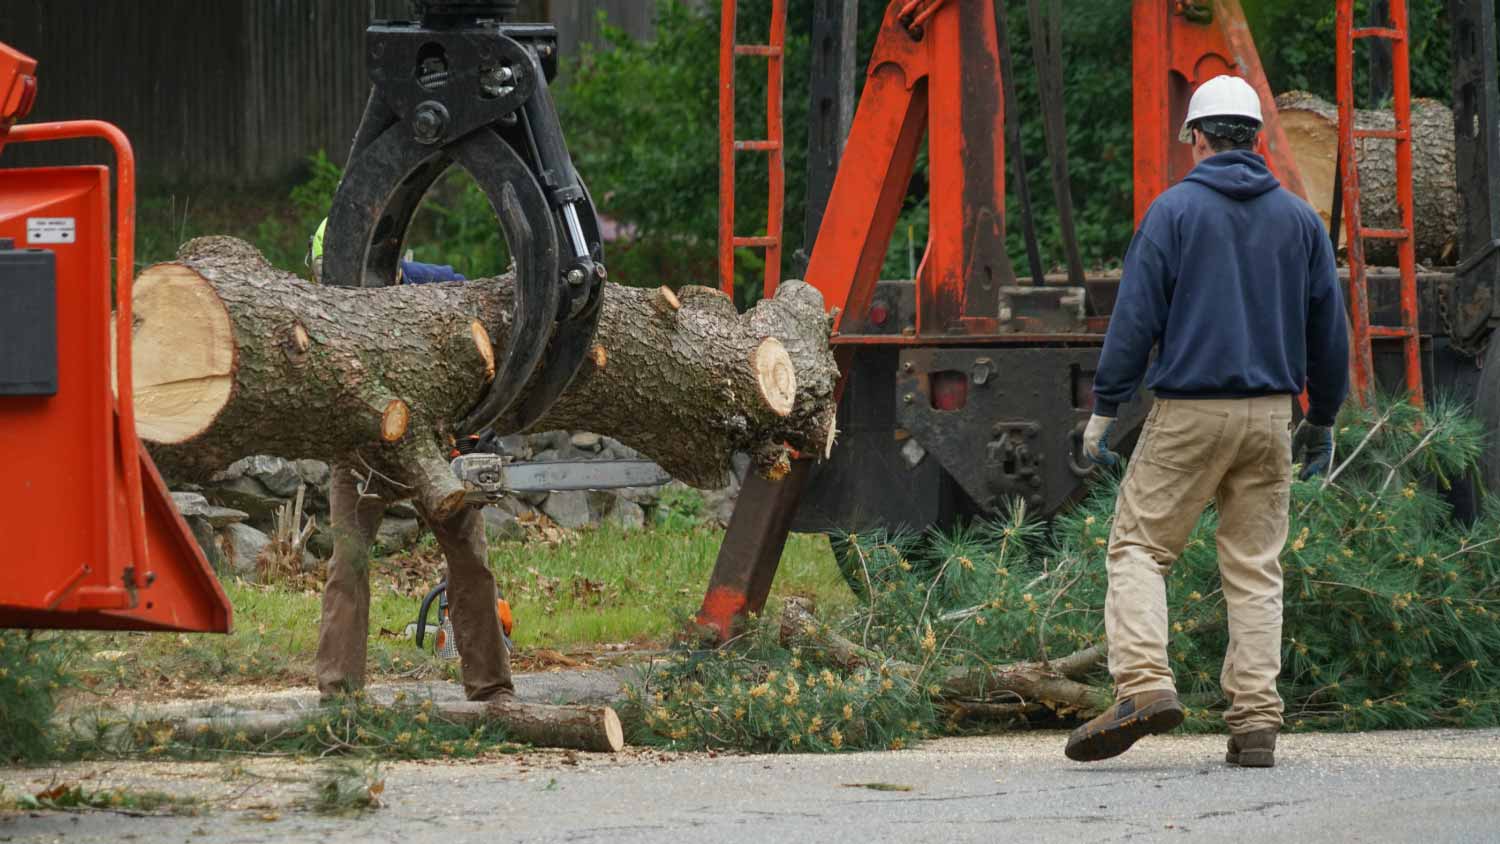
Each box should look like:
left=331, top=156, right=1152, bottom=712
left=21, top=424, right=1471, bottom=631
left=400, top=260, right=466, bottom=284
left=1291, top=420, right=1334, bottom=480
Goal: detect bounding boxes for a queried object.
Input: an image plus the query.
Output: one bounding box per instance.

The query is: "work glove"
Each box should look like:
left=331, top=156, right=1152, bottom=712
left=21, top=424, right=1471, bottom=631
left=1291, top=420, right=1334, bottom=480
left=400, top=259, right=467, bottom=285
left=1083, top=413, right=1119, bottom=466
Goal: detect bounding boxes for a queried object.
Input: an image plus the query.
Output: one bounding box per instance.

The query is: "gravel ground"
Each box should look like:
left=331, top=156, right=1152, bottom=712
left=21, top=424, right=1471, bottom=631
left=2, top=727, right=1497, bottom=843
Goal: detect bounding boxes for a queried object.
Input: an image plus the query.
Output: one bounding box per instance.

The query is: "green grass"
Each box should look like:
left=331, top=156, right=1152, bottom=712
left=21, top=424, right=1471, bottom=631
left=66, top=526, right=848, bottom=696
left=496, top=527, right=847, bottom=650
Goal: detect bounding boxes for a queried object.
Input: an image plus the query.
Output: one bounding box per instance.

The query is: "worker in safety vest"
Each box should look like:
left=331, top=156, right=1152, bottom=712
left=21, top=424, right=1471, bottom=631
left=1066, top=75, right=1349, bottom=768
left=305, top=217, right=467, bottom=285
left=305, top=218, right=514, bottom=704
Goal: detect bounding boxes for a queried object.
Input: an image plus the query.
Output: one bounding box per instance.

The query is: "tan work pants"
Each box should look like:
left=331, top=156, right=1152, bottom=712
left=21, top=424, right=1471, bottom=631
left=1104, top=396, right=1292, bottom=734
left=315, top=466, right=513, bottom=701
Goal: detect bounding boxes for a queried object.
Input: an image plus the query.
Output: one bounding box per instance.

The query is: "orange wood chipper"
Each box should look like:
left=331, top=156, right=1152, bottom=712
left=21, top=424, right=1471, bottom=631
left=0, top=42, right=231, bottom=633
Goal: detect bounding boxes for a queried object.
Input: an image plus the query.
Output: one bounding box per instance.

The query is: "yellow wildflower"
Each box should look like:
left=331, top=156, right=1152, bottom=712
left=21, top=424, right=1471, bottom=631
left=1290, top=526, right=1309, bottom=552
left=829, top=729, right=843, bottom=749
left=843, top=704, right=854, bottom=719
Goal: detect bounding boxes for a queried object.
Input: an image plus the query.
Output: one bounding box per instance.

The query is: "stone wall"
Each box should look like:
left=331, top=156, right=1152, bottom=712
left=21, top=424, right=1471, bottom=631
left=171, top=432, right=742, bottom=576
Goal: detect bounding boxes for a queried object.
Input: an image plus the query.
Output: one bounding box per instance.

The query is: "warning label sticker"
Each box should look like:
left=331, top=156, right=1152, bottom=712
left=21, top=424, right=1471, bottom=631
left=27, top=217, right=76, bottom=245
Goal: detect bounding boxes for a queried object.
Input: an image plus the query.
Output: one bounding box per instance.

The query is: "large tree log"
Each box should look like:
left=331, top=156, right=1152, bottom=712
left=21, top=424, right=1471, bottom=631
left=133, top=236, right=839, bottom=511
left=1274, top=90, right=1457, bottom=266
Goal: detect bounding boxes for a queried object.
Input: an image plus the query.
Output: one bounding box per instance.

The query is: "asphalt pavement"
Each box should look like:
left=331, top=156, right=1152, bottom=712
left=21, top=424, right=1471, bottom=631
left=3, top=728, right=1497, bottom=843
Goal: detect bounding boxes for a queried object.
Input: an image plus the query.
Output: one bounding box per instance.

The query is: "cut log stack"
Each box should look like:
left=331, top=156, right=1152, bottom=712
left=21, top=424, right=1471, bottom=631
left=1274, top=91, right=1457, bottom=266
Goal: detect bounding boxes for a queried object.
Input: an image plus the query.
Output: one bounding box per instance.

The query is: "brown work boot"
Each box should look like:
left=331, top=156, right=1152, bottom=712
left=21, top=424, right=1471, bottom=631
left=1226, top=728, right=1277, bottom=768
left=1065, top=690, right=1185, bottom=762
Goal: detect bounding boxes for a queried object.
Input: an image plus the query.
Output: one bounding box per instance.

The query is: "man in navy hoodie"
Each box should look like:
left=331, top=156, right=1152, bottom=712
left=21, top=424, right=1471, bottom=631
left=1063, top=75, right=1349, bottom=768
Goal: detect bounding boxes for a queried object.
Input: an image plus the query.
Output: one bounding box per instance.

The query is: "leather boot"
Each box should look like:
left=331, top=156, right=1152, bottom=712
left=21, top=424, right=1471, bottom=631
left=1065, top=689, right=1184, bottom=762
left=1226, top=728, right=1277, bottom=767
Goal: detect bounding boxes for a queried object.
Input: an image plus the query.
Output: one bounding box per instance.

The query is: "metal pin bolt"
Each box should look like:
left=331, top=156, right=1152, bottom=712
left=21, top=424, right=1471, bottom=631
left=903, top=393, right=915, bottom=404
left=412, top=101, right=449, bottom=145
left=566, top=268, right=587, bottom=286
left=903, top=362, right=915, bottom=373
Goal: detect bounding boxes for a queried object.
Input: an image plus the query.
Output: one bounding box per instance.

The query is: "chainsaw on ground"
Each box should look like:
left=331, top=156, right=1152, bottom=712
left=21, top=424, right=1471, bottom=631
left=408, top=447, right=670, bottom=657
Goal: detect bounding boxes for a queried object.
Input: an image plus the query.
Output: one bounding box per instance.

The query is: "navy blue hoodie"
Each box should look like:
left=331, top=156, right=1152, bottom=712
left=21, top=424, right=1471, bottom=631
left=1093, top=150, right=1349, bottom=426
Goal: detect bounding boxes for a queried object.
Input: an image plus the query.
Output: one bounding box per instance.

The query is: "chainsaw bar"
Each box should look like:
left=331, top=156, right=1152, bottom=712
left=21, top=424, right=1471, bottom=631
left=451, top=454, right=670, bottom=504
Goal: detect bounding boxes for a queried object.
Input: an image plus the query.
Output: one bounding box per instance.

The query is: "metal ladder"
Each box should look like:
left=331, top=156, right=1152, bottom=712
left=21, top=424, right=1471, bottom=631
left=718, top=0, right=787, bottom=301
left=1335, top=0, right=1424, bottom=407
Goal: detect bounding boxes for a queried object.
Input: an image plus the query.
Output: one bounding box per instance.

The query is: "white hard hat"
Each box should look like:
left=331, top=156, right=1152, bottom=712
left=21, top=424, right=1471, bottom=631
left=1178, top=75, right=1263, bottom=143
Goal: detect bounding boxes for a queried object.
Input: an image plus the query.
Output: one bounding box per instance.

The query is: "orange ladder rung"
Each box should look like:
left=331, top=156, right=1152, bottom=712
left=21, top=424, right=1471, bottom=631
left=734, top=140, right=782, bottom=151
left=1358, top=227, right=1412, bottom=240
left=734, top=44, right=782, bottom=57
left=1352, top=128, right=1410, bottom=140
left=1353, top=26, right=1405, bottom=40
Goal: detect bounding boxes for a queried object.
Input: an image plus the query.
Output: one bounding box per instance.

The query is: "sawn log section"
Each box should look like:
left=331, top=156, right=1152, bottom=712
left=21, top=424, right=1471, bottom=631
left=133, top=236, right=840, bottom=520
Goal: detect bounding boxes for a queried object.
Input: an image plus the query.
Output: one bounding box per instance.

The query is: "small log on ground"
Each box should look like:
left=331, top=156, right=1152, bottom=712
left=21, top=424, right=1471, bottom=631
left=779, top=599, right=1110, bottom=718
left=131, top=237, right=839, bottom=494
left=1274, top=90, right=1457, bottom=266
left=439, top=699, right=624, bottom=754
left=120, top=698, right=624, bottom=753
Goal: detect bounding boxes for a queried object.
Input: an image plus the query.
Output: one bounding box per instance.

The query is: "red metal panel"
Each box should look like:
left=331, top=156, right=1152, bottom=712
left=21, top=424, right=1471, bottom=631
left=0, top=167, right=117, bottom=612
left=918, top=0, right=1006, bottom=337
left=1131, top=0, right=1309, bottom=223
left=0, top=114, right=232, bottom=632
left=806, top=1, right=929, bottom=337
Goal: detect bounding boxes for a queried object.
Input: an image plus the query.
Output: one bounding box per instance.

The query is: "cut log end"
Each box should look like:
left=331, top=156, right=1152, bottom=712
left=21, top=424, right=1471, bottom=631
left=381, top=400, right=410, bottom=443
left=590, top=344, right=608, bottom=370
left=129, top=263, right=237, bottom=444
left=471, top=319, right=496, bottom=381
left=753, top=337, right=796, bottom=417
left=602, top=707, right=625, bottom=752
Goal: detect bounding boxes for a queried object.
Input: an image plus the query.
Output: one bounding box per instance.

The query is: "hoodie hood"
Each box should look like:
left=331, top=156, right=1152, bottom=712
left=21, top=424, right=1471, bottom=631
left=1182, top=149, right=1280, bottom=200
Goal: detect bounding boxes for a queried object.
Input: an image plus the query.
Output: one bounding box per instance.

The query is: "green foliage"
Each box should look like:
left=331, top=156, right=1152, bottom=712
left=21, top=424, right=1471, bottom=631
left=623, top=623, right=938, bottom=753
left=652, top=485, right=709, bottom=531
left=0, top=782, right=201, bottom=815
left=560, top=0, right=1456, bottom=296
left=1243, top=0, right=1451, bottom=102
left=632, top=399, right=1500, bottom=751
left=0, top=632, right=71, bottom=763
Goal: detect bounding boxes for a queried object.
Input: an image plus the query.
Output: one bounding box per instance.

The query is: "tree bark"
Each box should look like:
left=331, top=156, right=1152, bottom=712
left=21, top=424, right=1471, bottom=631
left=100, top=698, right=624, bottom=753
left=1274, top=91, right=1457, bottom=266
left=134, top=236, right=839, bottom=496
